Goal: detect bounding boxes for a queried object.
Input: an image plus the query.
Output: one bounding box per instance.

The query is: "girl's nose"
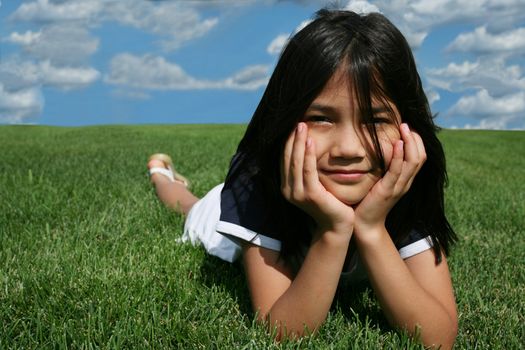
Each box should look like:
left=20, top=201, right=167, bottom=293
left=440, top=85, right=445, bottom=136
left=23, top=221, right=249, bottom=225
left=329, top=125, right=367, bottom=159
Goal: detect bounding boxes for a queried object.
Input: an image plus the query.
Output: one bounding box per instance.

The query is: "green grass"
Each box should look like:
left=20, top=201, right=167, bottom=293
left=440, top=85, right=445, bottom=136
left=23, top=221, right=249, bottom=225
left=1, top=125, right=523, bottom=349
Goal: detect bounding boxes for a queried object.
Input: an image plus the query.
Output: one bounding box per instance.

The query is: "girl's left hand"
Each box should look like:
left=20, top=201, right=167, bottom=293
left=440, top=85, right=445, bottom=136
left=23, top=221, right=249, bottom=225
left=353, top=123, right=426, bottom=235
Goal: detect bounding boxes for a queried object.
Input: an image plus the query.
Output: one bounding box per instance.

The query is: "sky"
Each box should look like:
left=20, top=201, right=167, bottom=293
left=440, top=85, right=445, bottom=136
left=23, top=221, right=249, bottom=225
left=0, top=0, right=524, bottom=129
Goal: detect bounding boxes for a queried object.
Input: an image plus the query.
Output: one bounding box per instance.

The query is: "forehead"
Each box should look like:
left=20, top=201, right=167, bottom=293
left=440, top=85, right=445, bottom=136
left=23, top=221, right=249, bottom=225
left=309, top=68, right=401, bottom=122
left=311, top=68, right=396, bottom=108
left=312, top=69, right=354, bottom=106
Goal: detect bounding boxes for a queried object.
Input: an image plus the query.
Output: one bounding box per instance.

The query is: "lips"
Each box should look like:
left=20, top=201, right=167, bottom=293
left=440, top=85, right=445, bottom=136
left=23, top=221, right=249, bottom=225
left=320, top=168, right=370, bottom=182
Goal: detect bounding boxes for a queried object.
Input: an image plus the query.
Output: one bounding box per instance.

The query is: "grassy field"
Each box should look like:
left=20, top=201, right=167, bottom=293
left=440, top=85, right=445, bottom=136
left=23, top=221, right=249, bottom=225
left=1, top=125, right=523, bottom=349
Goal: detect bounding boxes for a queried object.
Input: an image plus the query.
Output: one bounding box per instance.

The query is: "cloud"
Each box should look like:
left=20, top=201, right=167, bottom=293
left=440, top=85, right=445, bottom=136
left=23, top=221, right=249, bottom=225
left=10, top=0, right=219, bottom=51
left=344, top=0, right=381, bottom=14
left=105, top=2, right=219, bottom=51
left=337, top=0, right=525, bottom=48
left=224, top=64, right=270, bottom=90
left=449, top=89, right=525, bottom=117
left=425, top=87, right=440, bottom=105
left=0, top=58, right=100, bottom=91
left=0, top=83, right=44, bottom=123
left=447, top=26, right=525, bottom=54
left=105, top=53, right=270, bottom=92
left=38, top=61, right=101, bottom=90
left=266, top=19, right=311, bottom=56
left=267, top=34, right=289, bottom=55
left=448, top=89, right=525, bottom=129
left=5, top=29, right=42, bottom=45
left=10, top=0, right=102, bottom=22
left=427, top=59, right=525, bottom=96
left=8, top=25, right=100, bottom=66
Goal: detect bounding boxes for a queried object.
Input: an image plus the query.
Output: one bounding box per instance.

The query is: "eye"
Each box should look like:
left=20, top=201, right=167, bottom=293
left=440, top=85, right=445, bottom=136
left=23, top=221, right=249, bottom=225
left=369, top=116, right=391, bottom=125
left=303, top=115, right=333, bottom=125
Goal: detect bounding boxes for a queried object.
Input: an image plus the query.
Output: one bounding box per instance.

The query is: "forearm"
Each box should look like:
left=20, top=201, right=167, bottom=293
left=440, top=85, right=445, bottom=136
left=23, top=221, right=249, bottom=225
left=355, top=229, right=457, bottom=349
left=266, top=232, right=350, bottom=338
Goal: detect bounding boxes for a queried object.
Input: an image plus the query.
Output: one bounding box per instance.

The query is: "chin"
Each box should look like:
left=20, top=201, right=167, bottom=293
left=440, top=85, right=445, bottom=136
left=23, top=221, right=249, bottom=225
left=339, top=197, right=364, bottom=207
left=321, top=180, right=372, bottom=207
left=332, top=192, right=367, bottom=206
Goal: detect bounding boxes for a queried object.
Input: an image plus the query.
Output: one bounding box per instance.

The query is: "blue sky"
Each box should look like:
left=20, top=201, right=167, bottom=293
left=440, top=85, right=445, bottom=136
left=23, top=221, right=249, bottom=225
left=1, top=0, right=524, bottom=129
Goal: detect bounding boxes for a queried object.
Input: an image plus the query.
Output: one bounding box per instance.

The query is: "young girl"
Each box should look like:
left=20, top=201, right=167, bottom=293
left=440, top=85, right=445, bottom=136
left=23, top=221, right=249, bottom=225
left=148, top=9, right=458, bottom=349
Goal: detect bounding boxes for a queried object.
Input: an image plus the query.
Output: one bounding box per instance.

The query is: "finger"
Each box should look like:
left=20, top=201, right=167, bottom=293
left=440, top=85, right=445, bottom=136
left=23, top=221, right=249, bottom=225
left=397, top=129, right=428, bottom=191
left=290, top=122, right=307, bottom=198
left=412, top=132, right=427, bottom=172
left=303, top=137, right=319, bottom=192
left=381, top=139, right=404, bottom=190
left=400, top=123, right=419, bottom=167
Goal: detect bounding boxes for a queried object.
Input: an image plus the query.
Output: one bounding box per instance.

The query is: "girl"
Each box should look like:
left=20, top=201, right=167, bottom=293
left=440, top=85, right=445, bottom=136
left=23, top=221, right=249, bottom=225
left=148, top=9, right=458, bottom=349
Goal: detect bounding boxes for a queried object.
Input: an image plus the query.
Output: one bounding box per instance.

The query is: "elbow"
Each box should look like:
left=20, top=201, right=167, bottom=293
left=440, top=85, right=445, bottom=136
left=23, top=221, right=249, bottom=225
left=443, top=317, right=459, bottom=349
left=258, top=313, right=318, bottom=342
left=267, top=320, right=318, bottom=342
left=421, top=317, right=458, bottom=350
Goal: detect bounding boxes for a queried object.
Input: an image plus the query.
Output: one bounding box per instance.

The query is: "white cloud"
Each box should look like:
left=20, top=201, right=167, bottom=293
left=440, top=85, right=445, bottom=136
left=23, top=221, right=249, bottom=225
left=447, top=26, right=525, bottom=54
left=19, top=25, right=99, bottom=65
left=224, top=64, right=270, bottom=90
left=266, top=19, right=311, bottom=57
left=105, top=53, right=269, bottom=92
left=10, top=0, right=219, bottom=52
left=10, top=0, right=102, bottom=22
left=338, top=0, right=525, bottom=48
left=427, top=59, right=525, bottom=96
left=38, top=61, right=100, bottom=90
left=0, top=83, right=44, bottom=123
left=105, top=54, right=202, bottom=90
left=425, top=87, right=440, bottom=105
left=267, top=34, right=289, bottom=55
left=463, top=116, right=520, bottom=130
left=5, top=30, right=42, bottom=45
left=449, top=89, right=525, bottom=117
left=447, top=89, right=525, bottom=129
left=0, top=59, right=100, bottom=91
left=104, top=1, right=218, bottom=51
left=344, top=0, right=381, bottom=14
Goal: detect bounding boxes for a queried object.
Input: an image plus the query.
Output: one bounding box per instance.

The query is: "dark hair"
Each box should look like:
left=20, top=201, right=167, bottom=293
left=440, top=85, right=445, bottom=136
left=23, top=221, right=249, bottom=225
left=230, top=9, right=456, bottom=270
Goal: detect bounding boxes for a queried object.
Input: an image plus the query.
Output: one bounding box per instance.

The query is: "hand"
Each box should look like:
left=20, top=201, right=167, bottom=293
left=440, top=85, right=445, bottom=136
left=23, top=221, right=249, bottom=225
left=281, top=123, right=354, bottom=236
left=353, top=123, right=426, bottom=235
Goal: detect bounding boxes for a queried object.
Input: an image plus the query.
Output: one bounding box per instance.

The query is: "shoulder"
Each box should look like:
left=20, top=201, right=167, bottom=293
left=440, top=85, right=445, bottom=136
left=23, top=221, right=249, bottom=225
left=396, top=229, right=434, bottom=260
left=217, top=158, right=284, bottom=251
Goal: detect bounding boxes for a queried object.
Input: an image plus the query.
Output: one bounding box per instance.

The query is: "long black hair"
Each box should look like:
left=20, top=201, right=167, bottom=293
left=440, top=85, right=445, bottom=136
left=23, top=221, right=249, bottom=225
left=228, top=9, right=456, bottom=270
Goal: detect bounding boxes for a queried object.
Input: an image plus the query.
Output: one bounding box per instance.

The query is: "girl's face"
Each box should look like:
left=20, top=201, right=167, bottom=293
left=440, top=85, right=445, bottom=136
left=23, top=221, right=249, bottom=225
left=302, top=70, right=401, bottom=206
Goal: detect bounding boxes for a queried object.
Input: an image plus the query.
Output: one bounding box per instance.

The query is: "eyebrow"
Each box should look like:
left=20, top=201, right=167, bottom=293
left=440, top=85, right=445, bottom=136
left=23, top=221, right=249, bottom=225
left=306, top=103, right=339, bottom=114
left=306, top=103, right=390, bottom=115
left=371, top=106, right=389, bottom=114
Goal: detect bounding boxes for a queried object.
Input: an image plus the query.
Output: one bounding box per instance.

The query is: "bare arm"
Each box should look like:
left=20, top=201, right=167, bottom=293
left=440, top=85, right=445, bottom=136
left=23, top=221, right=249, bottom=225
left=242, top=122, right=354, bottom=339
left=353, top=124, right=457, bottom=348
left=243, top=231, right=349, bottom=339
left=355, top=231, right=458, bottom=349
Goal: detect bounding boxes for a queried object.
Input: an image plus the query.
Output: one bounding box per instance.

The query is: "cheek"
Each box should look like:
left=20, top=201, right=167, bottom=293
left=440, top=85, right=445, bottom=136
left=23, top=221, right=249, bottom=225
left=307, top=131, right=327, bottom=164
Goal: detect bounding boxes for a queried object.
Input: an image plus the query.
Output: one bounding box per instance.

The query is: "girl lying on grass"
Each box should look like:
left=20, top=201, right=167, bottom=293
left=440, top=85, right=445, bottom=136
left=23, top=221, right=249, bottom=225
left=147, top=9, right=458, bottom=349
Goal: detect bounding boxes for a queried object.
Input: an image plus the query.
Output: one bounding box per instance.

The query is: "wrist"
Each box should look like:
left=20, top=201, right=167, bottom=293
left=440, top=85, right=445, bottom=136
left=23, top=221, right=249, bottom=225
left=312, top=226, right=353, bottom=247
left=353, top=224, right=389, bottom=246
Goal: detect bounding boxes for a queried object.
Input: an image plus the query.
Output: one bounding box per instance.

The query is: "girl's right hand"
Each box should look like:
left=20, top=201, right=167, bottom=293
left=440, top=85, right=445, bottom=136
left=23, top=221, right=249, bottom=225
left=281, top=123, right=355, bottom=236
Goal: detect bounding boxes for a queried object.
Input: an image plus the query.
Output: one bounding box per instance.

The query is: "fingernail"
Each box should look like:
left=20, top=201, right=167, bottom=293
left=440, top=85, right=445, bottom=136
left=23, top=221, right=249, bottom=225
left=401, top=123, right=410, bottom=134
left=297, top=123, right=304, bottom=133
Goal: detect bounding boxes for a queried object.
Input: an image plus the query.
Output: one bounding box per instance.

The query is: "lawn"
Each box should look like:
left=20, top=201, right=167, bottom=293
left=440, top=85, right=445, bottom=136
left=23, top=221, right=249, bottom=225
left=1, top=125, right=523, bottom=349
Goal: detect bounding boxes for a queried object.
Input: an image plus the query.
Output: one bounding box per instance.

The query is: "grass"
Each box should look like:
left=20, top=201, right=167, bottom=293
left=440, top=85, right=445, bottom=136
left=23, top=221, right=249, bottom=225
left=0, top=125, right=523, bottom=349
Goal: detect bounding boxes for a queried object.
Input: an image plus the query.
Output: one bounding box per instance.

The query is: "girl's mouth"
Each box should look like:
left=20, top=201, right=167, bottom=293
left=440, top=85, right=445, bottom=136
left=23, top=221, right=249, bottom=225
left=320, top=169, right=369, bottom=182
